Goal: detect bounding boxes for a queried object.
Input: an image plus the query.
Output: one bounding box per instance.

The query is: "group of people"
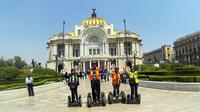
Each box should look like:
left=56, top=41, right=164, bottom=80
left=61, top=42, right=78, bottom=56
left=24, top=63, right=139, bottom=102
left=64, top=63, right=139, bottom=103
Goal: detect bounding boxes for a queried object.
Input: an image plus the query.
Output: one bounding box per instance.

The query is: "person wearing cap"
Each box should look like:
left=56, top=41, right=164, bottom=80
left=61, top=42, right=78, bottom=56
left=127, top=66, right=139, bottom=99
left=111, top=67, right=121, bottom=98
left=89, top=63, right=101, bottom=102
left=68, top=68, right=81, bottom=103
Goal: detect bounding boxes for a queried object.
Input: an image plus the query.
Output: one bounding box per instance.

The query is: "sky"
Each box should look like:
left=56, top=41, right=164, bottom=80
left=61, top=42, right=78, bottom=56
left=1, top=0, right=200, bottom=65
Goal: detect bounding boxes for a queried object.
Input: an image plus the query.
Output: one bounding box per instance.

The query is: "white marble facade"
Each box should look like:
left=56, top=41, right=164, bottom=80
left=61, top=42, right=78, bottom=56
left=46, top=9, right=142, bottom=72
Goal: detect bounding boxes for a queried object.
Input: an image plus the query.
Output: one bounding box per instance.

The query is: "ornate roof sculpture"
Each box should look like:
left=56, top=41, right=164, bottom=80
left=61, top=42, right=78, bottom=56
left=80, top=9, right=107, bottom=26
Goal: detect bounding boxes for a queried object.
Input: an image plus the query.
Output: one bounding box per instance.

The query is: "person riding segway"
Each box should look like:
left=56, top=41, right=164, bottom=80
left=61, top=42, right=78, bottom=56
left=108, top=67, right=126, bottom=104
left=86, top=62, right=106, bottom=108
left=67, top=68, right=82, bottom=107
left=126, top=66, right=141, bottom=104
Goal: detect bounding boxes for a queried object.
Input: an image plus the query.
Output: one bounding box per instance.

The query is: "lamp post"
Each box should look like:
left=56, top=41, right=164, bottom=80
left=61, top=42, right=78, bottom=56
left=124, top=19, right=129, bottom=64
left=62, top=21, right=65, bottom=65
left=133, top=51, right=136, bottom=67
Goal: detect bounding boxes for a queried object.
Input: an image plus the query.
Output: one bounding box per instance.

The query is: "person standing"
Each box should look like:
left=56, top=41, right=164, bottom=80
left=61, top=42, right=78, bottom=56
left=89, top=63, right=101, bottom=102
left=127, top=66, right=139, bottom=99
left=25, top=75, right=34, bottom=96
left=111, top=67, right=121, bottom=98
left=68, top=68, right=81, bottom=103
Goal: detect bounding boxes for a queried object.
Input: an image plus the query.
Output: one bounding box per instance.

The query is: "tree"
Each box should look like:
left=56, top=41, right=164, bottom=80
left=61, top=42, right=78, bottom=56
left=0, top=57, right=5, bottom=67
left=14, top=56, right=27, bottom=69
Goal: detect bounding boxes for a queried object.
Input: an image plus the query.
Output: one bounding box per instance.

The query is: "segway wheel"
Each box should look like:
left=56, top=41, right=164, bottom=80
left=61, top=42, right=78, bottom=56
left=136, top=94, right=141, bottom=104
left=79, top=95, right=82, bottom=107
left=68, top=96, right=71, bottom=107
left=102, top=96, right=107, bottom=106
left=120, top=91, right=126, bottom=103
left=108, top=94, right=113, bottom=104
left=127, top=94, right=131, bottom=104
left=101, top=91, right=105, bottom=97
left=87, top=96, right=92, bottom=108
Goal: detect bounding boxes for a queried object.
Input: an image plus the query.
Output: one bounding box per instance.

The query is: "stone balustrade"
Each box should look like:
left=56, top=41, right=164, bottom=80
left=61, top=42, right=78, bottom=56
left=139, top=80, right=200, bottom=92
left=0, top=82, right=64, bottom=102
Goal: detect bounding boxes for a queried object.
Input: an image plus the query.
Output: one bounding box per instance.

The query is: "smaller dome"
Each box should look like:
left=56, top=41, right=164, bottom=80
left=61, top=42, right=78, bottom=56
left=81, top=18, right=107, bottom=26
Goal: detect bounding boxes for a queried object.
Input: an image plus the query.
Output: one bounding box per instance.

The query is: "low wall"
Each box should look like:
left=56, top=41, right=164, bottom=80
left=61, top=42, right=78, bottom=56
left=0, top=82, right=64, bottom=102
left=139, top=80, right=200, bottom=92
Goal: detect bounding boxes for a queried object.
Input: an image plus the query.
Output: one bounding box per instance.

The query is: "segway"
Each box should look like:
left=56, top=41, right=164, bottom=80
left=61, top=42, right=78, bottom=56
left=86, top=91, right=107, bottom=108
left=126, top=93, right=141, bottom=104
left=68, top=95, right=82, bottom=107
left=108, top=91, right=126, bottom=104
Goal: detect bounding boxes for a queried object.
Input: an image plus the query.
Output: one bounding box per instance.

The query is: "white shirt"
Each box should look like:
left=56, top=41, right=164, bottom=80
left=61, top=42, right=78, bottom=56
left=25, top=77, right=33, bottom=84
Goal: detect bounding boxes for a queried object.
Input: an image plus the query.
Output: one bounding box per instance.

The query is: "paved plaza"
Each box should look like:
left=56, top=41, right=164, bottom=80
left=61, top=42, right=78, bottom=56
left=0, top=79, right=200, bottom=112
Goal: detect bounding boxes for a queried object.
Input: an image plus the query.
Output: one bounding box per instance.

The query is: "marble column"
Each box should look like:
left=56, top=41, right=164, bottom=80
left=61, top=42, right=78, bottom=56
left=98, top=60, right=100, bottom=68
left=53, top=45, right=57, bottom=60
left=120, top=42, right=124, bottom=56
left=132, top=42, right=135, bottom=54
left=65, top=44, right=68, bottom=58
left=83, top=61, right=85, bottom=72
left=118, top=42, right=121, bottom=56
left=47, top=46, right=50, bottom=60
left=89, top=61, right=91, bottom=68
left=70, top=44, right=73, bottom=58
left=80, top=43, right=83, bottom=57
left=105, top=43, right=109, bottom=56
left=83, top=44, right=85, bottom=56
left=139, top=44, right=142, bottom=58
left=136, top=43, right=139, bottom=57
left=102, top=43, right=104, bottom=55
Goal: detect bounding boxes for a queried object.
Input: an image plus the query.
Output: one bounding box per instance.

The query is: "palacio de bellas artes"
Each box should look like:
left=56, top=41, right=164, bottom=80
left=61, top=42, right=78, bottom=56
left=46, top=9, right=143, bottom=73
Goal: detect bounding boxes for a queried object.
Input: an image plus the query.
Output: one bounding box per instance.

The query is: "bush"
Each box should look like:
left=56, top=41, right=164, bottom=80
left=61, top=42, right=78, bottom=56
left=138, top=74, right=149, bottom=79
left=33, top=80, right=48, bottom=86
left=0, top=67, right=21, bottom=80
left=148, top=75, right=198, bottom=82
left=32, top=67, right=56, bottom=75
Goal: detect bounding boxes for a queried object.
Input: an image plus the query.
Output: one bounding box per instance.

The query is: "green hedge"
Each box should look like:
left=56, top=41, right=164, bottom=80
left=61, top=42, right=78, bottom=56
left=32, top=67, right=56, bottom=75
left=147, top=75, right=198, bottom=82
left=0, top=67, right=21, bottom=80
left=139, top=71, right=200, bottom=76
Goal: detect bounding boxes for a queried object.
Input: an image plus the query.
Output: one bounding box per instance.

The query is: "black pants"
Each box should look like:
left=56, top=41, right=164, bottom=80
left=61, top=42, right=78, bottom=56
left=129, top=83, right=138, bottom=99
left=27, top=84, right=34, bottom=96
left=91, top=80, right=100, bottom=102
left=113, top=84, right=120, bottom=97
left=70, top=86, right=78, bottom=102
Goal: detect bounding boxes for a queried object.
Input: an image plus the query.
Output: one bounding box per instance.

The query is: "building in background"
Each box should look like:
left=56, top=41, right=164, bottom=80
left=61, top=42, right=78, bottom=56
left=46, top=9, right=143, bottom=72
left=174, top=31, right=200, bottom=66
left=143, top=45, right=174, bottom=65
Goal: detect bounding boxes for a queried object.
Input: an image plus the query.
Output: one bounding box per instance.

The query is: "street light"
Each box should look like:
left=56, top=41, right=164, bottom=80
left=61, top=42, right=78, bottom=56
left=133, top=51, right=137, bottom=67
left=124, top=19, right=129, bottom=64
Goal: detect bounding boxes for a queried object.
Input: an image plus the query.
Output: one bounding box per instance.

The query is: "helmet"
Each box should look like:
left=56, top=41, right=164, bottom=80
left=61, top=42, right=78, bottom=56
left=115, top=67, right=119, bottom=69
left=71, top=68, right=75, bottom=72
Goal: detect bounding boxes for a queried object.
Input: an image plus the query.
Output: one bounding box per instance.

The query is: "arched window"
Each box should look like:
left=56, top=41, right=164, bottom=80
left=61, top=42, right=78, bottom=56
left=124, top=42, right=132, bottom=55
left=107, top=29, right=111, bottom=34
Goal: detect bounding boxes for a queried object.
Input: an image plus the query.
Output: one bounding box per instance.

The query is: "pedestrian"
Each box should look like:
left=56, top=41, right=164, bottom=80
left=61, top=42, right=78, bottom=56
left=25, top=75, right=34, bottom=96
left=63, top=71, right=69, bottom=85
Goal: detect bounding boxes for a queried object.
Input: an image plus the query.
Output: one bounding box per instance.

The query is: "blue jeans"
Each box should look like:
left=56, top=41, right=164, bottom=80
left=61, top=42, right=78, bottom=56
left=130, top=83, right=138, bottom=99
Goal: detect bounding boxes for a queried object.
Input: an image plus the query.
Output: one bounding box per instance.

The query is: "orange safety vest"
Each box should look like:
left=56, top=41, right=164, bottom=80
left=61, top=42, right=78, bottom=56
left=112, top=72, right=120, bottom=81
left=112, top=72, right=120, bottom=85
left=90, top=68, right=100, bottom=80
